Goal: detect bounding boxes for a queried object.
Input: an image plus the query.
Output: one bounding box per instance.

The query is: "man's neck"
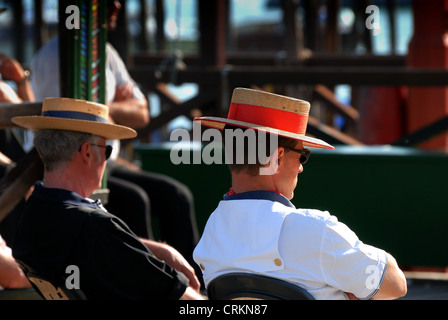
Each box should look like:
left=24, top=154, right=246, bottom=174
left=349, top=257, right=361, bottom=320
left=43, top=167, right=90, bottom=198
left=230, top=171, right=276, bottom=195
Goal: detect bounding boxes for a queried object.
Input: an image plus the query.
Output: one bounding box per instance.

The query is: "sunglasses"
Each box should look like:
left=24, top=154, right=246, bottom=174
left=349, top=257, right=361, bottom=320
left=283, top=147, right=310, bottom=164
left=79, top=143, right=113, bottom=160
left=90, top=144, right=113, bottom=160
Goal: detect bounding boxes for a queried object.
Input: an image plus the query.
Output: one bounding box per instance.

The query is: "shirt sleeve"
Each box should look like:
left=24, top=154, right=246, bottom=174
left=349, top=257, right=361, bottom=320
left=30, top=36, right=61, bottom=101
left=319, top=215, right=388, bottom=299
left=106, top=43, right=145, bottom=101
left=78, top=211, right=188, bottom=299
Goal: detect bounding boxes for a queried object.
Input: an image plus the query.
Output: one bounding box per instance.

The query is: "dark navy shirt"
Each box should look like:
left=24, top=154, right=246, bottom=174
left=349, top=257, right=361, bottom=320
left=223, top=190, right=295, bottom=208
left=12, top=183, right=188, bottom=300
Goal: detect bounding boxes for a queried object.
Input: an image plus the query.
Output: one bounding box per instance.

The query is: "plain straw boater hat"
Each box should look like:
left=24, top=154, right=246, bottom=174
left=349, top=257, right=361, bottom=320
left=194, top=87, right=334, bottom=150
left=12, top=97, right=137, bottom=140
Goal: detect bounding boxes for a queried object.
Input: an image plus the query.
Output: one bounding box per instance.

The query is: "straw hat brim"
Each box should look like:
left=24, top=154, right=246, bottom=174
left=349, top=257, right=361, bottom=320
left=195, top=116, right=334, bottom=150
left=12, top=116, right=137, bottom=140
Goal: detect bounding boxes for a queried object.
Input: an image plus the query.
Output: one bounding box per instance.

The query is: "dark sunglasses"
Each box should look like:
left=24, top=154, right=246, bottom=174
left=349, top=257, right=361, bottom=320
left=79, top=143, right=113, bottom=160
left=91, top=144, right=113, bottom=160
left=283, top=147, right=310, bottom=164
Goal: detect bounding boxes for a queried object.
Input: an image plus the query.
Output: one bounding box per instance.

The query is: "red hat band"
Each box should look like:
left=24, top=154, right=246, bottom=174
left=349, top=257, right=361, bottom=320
left=228, top=102, right=309, bottom=135
left=193, top=87, right=334, bottom=150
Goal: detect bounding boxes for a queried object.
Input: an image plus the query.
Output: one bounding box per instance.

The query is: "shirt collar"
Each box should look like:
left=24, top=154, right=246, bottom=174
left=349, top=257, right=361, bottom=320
left=223, top=189, right=295, bottom=208
left=32, top=182, right=105, bottom=210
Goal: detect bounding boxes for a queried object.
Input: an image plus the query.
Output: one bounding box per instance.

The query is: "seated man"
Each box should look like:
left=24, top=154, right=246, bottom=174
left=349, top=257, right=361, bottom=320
left=11, top=97, right=203, bottom=300
left=193, top=88, right=407, bottom=300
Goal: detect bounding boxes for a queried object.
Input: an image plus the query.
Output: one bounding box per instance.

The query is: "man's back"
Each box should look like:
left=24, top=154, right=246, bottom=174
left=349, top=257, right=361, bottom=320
left=194, top=190, right=388, bottom=300
left=13, top=184, right=188, bottom=300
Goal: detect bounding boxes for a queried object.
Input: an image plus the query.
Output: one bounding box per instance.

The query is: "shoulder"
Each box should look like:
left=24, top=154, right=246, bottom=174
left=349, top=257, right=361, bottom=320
left=283, top=206, right=334, bottom=226
left=106, top=42, right=124, bottom=67
left=32, top=36, right=59, bottom=63
left=281, top=206, right=352, bottom=240
left=106, top=42, right=119, bottom=56
left=288, top=208, right=362, bottom=251
left=81, top=207, right=133, bottom=236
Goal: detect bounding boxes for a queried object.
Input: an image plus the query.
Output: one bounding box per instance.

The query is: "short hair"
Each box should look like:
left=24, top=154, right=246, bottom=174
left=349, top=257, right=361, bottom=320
left=223, top=125, right=298, bottom=176
left=34, top=130, right=99, bottom=172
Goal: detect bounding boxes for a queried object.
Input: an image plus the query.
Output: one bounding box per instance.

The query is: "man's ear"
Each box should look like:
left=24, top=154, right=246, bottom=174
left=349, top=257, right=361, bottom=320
left=259, top=146, right=284, bottom=176
left=78, top=142, right=92, bottom=162
left=276, top=146, right=286, bottom=169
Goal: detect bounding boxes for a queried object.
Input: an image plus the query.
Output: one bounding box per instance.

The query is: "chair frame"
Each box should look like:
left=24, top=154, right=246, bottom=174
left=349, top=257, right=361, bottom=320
left=27, top=273, right=87, bottom=300
left=207, top=272, right=315, bottom=300
left=0, top=288, right=42, bottom=300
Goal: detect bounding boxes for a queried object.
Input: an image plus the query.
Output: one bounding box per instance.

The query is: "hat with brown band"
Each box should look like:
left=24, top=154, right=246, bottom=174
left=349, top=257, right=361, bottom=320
left=194, top=87, right=334, bottom=150
left=12, top=97, right=137, bottom=140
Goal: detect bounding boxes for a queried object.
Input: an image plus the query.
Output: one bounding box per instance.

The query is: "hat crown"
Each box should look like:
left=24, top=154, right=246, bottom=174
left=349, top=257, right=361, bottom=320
left=42, top=97, right=109, bottom=122
left=227, top=88, right=310, bottom=137
left=231, top=88, right=310, bottom=115
left=192, top=87, right=334, bottom=150
left=11, top=97, right=137, bottom=140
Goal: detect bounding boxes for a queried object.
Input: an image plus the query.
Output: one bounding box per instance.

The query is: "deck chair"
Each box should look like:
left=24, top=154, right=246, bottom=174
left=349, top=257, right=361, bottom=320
left=26, top=273, right=87, bottom=300
left=207, top=272, right=315, bottom=300
left=0, top=289, right=42, bottom=300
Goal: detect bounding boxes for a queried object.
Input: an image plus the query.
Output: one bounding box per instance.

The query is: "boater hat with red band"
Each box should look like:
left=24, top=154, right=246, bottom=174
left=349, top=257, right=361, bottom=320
left=194, top=87, right=334, bottom=150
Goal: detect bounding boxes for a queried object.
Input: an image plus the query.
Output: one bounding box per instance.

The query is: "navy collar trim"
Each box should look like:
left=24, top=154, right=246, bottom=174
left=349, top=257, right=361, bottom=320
left=32, top=183, right=103, bottom=210
left=223, top=190, right=295, bottom=208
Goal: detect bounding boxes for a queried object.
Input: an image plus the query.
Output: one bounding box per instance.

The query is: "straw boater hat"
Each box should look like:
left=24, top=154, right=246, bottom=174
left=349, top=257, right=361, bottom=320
left=194, top=87, right=334, bottom=150
left=12, top=97, right=137, bottom=140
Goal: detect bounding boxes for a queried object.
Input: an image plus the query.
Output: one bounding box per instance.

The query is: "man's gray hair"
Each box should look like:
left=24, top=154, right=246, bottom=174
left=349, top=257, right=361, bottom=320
left=34, top=129, right=100, bottom=171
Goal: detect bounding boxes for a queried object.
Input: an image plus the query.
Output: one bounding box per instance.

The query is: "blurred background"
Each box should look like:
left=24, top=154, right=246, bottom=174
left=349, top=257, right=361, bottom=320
left=0, top=0, right=417, bottom=146
left=2, top=1, right=448, bottom=298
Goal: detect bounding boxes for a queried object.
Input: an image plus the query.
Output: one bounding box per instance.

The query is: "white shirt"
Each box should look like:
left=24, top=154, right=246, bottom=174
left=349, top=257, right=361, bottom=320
left=25, top=36, right=145, bottom=160
left=193, top=190, right=387, bottom=300
left=30, top=35, right=144, bottom=105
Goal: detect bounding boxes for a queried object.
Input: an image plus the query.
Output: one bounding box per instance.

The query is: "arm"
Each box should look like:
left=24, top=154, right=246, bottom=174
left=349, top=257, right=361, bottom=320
left=320, top=215, right=406, bottom=300
left=0, top=54, right=34, bottom=102
left=139, top=238, right=202, bottom=293
left=0, top=249, right=31, bottom=289
left=0, top=151, right=12, bottom=165
left=15, top=77, right=35, bottom=102
left=346, top=252, right=407, bottom=300
left=0, top=81, right=21, bottom=103
left=370, top=252, right=407, bottom=300
left=180, top=287, right=206, bottom=300
left=108, top=84, right=149, bottom=129
left=105, top=43, right=149, bottom=129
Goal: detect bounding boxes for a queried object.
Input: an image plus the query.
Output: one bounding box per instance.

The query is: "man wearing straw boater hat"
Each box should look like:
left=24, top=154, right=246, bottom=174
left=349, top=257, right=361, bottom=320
left=10, top=97, right=203, bottom=300
left=193, top=88, right=406, bottom=300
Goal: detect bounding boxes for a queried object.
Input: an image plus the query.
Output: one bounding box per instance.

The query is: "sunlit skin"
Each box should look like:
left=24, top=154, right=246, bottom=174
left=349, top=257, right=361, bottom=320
left=273, top=141, right=305, bottom=200
left=230, top=141, right=305, bottom=200
left=42, top=138, right=107, bottom=198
